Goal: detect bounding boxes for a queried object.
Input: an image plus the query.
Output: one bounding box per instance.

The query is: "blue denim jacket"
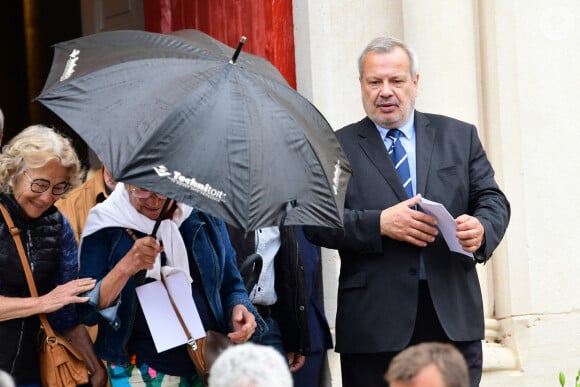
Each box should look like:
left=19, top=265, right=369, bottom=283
left=77, top=209, right=265, bottom=365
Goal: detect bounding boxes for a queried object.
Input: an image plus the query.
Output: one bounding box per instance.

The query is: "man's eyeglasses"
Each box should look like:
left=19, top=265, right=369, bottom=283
left=129, top=187, right=166, bottom=200
left=23, top=171, right=71, bottom=196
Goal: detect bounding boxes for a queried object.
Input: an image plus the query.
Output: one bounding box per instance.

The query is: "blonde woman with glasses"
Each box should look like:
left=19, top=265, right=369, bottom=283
left=0, top=125, right=106, bottom=386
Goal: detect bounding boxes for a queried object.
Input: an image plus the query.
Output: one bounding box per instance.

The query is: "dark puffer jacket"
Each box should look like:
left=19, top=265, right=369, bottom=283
left=0, top=194, right=63, bottom=384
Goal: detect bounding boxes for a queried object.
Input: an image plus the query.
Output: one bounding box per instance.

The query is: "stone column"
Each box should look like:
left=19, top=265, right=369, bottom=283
left=402, top=0, right=517, bottom=373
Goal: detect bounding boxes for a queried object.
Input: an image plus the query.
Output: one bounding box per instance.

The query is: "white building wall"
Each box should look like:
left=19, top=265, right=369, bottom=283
left=293, top=0, right=580, bottom=386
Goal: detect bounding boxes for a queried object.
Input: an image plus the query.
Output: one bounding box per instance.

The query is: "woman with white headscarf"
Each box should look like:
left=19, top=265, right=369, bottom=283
left=77, top=182, right=264, bottom=386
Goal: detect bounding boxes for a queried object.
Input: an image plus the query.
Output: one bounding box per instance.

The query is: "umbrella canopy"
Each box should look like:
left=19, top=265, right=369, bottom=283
left=37, top=29, right=351, bottom=231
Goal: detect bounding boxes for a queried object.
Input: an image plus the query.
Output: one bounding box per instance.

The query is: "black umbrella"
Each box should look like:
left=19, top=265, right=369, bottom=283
left=36, top=29, right=351, bottom=231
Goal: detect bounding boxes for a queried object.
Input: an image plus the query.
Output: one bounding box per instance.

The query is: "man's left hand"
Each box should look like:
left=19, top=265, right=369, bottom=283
left=456, top=214, right=484, bottom=253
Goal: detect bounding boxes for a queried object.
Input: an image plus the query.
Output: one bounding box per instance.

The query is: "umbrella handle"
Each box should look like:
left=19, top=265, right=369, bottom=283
left=134, top=198, right=170, bottom=287
left=150, top=198, right=172, bottom=238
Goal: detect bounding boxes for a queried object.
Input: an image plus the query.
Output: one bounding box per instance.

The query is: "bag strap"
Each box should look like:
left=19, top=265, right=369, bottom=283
left=0, top=203, right=56, bottom=338
left=160, top=275, right=195, bottom=340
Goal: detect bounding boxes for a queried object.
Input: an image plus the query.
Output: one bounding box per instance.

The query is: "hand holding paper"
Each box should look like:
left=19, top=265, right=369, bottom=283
left=419, top=197, right=474, bottom=258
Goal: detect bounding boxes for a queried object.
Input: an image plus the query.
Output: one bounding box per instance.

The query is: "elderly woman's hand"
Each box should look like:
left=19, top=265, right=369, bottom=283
left=227, top=304, right=257, bottom=344
left=123, top=236, right=163, bottom=275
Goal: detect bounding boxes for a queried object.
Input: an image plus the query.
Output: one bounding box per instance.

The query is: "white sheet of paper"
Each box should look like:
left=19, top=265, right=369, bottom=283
left=136, top=271, right=206, bottom=353
left=419, top=197, right=474, bottom=258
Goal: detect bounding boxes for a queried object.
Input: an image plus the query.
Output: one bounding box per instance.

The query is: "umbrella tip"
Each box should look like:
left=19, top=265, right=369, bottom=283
left=230, top=36, right=247, bottom=64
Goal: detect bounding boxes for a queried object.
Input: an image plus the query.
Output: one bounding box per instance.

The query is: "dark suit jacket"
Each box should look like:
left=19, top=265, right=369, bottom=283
left=305, top=111, right=510, bottom=354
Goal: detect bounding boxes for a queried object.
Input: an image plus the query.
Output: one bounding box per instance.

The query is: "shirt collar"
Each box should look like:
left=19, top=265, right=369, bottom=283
left=374, top=112, right=415, bottom=140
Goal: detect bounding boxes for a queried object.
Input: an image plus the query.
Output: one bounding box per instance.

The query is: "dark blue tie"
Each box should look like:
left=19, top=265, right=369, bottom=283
left=387, top=129, right=413, bottom=198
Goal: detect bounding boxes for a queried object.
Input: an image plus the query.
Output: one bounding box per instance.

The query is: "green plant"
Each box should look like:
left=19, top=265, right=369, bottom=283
left=559, top=369, right=580, bottom=386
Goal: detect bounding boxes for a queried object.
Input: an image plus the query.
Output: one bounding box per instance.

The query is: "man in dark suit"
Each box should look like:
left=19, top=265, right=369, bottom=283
left=305, top=36, right=510, bottom=387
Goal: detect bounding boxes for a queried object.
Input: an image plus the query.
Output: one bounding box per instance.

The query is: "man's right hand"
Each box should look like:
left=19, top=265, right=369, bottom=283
left=380, top=194, right=438, bottom=247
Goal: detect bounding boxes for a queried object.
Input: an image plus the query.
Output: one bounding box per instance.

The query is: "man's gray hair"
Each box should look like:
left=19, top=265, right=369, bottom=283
left=385, top=342, right=469, bottom=387
left=358, top=36, right=419, bottom=79
left=208, top=342, right=293, bottom=387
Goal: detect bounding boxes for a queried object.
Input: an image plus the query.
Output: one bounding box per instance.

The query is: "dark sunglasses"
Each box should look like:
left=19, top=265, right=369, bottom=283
left=23, top=171, right=71, bottom=196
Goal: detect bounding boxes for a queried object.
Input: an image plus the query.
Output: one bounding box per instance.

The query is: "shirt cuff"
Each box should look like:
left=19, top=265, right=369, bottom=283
left=85, top=280, right=121, bottom=324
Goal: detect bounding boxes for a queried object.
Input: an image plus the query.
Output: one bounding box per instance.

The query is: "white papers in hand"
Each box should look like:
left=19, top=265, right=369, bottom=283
left=136, top=270, right=206, bottom=353
left=419, top=197, right=474, bottom=258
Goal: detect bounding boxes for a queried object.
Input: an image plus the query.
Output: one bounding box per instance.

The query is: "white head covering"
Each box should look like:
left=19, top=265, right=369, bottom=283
left=81, top=182, right=193, bottom=281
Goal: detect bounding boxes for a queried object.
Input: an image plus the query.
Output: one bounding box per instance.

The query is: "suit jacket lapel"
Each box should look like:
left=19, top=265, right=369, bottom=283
left=414, top=111, right=436, bottom=196
left=356, top=118, right=409, bottom=201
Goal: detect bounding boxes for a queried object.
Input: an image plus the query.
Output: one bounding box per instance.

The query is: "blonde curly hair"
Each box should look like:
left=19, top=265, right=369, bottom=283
left=0, top=125, right=83, bottom=194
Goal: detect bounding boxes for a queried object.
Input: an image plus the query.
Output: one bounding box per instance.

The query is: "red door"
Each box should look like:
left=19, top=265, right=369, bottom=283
left=143, top=0, right=296, bottom=88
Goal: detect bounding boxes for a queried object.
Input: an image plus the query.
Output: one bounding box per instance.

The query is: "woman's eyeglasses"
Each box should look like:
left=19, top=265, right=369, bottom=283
left=129, top=187, right=166, bottom=200
left=23, top=171, right=71, bottom=196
